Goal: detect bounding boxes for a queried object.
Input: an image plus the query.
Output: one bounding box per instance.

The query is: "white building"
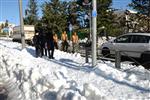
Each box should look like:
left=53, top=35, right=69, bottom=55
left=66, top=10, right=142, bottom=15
left=0, top=21, right=15, bottom=37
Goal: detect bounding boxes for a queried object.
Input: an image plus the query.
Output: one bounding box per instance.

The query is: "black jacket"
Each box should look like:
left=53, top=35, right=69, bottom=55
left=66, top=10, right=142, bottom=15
left=33, top=35, right=41, bottom=47
left=46, top=33, right=54, bottom=50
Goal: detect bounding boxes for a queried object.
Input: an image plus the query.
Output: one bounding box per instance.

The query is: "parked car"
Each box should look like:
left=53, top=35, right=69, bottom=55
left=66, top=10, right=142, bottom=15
left=100, top=33, right=150, bottom=61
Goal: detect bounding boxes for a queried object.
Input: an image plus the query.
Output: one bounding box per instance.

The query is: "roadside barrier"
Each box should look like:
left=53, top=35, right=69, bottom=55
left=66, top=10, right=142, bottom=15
left=78, top=44, right=150, bottom=69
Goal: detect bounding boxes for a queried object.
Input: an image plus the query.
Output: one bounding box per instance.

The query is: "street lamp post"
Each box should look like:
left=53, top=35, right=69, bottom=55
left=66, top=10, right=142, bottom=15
left=18, top=0, right=25, bottom=49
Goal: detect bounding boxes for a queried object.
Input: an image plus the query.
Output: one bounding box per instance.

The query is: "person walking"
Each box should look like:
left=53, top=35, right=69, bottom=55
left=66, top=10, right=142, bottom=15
left=61, top=31, right=69, bottom=52
left=71, top=32, right=79, bottom=53
left=47, top=32, right=55, bottom=59
left=41, top=33, right=48, bottom=56
left=39, top=33, right=43, bottom=57
left=33, top=32, right=41, bottom=57
left=53, top=33, right=58, bottom=49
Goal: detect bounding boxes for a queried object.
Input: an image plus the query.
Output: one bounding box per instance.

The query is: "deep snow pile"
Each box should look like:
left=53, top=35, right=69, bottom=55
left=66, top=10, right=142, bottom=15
left=0, top=40, right=150, bottom=100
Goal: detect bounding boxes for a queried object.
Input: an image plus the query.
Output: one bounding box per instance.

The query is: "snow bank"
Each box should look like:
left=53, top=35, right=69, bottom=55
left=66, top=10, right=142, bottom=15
left=0, top=40, right=150, bottom=100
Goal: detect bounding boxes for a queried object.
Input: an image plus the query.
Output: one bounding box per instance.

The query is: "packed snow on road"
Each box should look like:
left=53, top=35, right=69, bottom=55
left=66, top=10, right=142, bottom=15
left=0, top=39, right=150, bottom=100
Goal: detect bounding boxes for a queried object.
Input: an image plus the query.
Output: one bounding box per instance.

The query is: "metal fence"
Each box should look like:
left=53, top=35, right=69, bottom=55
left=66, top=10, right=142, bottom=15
left=78, top=43, right=150, bottom=69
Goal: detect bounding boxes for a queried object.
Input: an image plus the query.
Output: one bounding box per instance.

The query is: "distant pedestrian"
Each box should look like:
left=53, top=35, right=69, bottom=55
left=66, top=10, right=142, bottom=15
left=71, top=32, right=79, bottom=53
left=53, top=33, right=58, bottom=49
left=33, top=32, right=41, bottom=57
left=61, top=31, right=69, bottom=52
left=47, top=33, right=55, bottom=59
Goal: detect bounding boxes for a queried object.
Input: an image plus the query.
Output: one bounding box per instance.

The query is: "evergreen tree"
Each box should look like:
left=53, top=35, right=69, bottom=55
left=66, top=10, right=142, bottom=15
left=97, top=0, right=118, bottom=36
left=41, top=0, right=68, bottom=34
left=77, top=0, right=92, bottom=6
left=76, top=0, right=120, bottom=37
left=67, top=1, right=78, bottom=25
left=0, top=25, right=1, bottom=31
left=24, top=0, right=38, bottom=25
left=5, top=20, right=8, bottom=27
left=1, top=23, right=4, bottom=29
left=129, top=0, right=150, bottom=32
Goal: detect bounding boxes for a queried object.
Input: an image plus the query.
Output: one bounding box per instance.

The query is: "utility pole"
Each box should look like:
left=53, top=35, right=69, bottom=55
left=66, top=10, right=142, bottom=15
left=89, top=8, right=92, bottom=40
left=18, top=0, right=25, bottom=49
left=92, top=0, right=97, bottom=67
left=148, top=0, right=150, bottom=32
left=69, top=23, right=73, bottom=40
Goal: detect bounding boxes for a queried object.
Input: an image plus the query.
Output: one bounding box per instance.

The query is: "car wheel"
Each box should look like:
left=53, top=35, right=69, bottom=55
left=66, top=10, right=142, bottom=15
left=102, top=47, right=110, bottom=57
left=12, top=39, right=16, bottom=42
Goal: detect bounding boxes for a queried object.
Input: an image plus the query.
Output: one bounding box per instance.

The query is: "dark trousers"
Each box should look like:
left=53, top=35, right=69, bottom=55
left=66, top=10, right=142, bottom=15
left=44, top=48, right=48, bottom=56
left=72, top=43, right=78, bottom=53
left=41, top=47, right=44, bottom=57
left=0, top=93, right=7, bottom=100
left=48, top=49, right=54, bottom=59
left=62, top=41, right=68, bottom=52
left=54, top=42, right=58, bottom=49
left=35, top=46, right=41, bottom=57
left=41, top=47, right=48, bottom=57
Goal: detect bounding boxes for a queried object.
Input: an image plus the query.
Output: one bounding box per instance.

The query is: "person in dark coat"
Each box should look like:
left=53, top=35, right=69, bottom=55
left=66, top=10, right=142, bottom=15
left=33, top=32, right=41, bottom=57
left=47, top=33, right=55, bottom=59
left=40, top=33, right=47, bottom=57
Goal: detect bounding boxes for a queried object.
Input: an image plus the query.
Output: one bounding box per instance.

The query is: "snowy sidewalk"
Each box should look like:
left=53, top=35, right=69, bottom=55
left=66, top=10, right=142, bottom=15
left=0, top=40, right=150, bottom=100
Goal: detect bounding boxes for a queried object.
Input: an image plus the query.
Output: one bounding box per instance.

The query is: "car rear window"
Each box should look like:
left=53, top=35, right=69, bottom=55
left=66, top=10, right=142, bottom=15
left=131, top=35, right=150, bottom=43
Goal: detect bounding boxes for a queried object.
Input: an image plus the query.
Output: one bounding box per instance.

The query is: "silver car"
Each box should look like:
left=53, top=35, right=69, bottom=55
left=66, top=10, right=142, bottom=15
left=100, top=33, right=150, bottom=61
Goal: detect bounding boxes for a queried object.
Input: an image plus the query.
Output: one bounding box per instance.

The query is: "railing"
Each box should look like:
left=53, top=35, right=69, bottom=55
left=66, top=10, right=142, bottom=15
left=78, top=43, right=150, bottom=69
left=99, top=48, right=150, bottom=68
